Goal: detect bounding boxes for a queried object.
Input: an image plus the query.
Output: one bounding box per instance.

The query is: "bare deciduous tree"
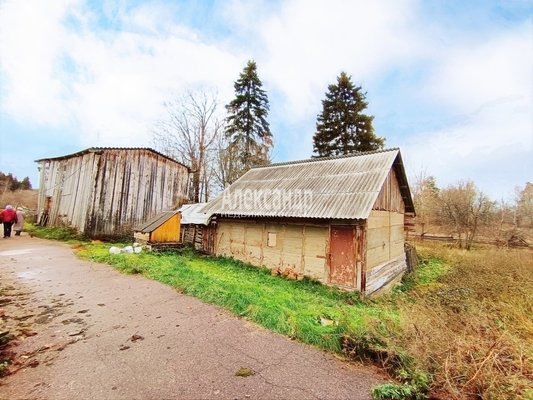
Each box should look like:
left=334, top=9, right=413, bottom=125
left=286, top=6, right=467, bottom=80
left=152, top=91, right=222, bottom=203
left=438, top=180, right=493, bottom=250
left=412, top=171, right=440, bottom=235
left=212, top=133, right=244, bottom=190
left=515, top=182, right=533, bottom=228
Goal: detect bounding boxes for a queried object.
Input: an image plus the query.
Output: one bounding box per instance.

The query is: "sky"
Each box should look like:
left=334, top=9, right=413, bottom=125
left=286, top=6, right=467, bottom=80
left=0, top=0, right=532, bottom=201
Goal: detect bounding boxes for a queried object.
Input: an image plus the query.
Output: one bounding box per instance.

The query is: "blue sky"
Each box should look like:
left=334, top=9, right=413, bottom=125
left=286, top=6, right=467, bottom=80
left=0, top=0, right=531, bottom=201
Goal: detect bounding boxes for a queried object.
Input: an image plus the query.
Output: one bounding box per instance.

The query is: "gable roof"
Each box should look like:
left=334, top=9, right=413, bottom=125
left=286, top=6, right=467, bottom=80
left=201, top=148, right=414, bottom=220
left=135, top=210, right=179, bottom=233
left=35, top=147, right=189, bottom=170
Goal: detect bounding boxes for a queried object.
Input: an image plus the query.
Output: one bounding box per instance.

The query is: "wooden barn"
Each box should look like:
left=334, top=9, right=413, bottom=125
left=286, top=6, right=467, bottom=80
left=200, top=148, right=415, bottom=295
left=35, top=147, right=189, bottom=239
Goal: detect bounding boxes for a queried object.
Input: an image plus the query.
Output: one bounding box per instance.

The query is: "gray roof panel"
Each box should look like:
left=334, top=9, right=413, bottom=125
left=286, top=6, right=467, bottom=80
left=202, top=148, right=413, bottom=219
left=135, top=210, right=179, bottom=233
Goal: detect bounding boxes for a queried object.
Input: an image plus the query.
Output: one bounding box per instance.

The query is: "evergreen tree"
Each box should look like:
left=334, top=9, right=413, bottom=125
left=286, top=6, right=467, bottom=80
left=313, top=72, right=384, bottom=157
left=20, top=177, right=32, bottom=190
left=225, top=60, right=272, bottom=176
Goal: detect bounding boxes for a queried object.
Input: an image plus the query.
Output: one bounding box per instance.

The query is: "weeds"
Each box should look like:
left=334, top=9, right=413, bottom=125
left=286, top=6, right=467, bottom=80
left=372, top=383, right=418, bottom=400
left=390, top=243, right=533, bottom=399
left=0, top=332, right=13, bottom=378
left=24, top=224, right=83, bottom=242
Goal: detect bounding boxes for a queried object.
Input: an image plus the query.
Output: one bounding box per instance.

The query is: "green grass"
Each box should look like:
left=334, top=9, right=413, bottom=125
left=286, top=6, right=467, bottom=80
left=24, top=223, right=84, bottom=242
left=77, top=244, right=400, bottom=353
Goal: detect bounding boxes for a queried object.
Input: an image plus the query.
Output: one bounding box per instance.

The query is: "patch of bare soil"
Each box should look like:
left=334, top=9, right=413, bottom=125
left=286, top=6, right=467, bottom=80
left=0, top=277, right=87, bottom=381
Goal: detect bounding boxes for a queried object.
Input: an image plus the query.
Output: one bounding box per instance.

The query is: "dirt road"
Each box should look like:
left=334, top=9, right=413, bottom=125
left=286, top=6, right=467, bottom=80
left=0, top=235, right=384, bottom=400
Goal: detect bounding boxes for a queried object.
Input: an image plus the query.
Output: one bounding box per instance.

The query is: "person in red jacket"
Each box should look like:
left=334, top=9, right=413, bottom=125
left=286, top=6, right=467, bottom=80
left=1, top=205, right=18, bottom=238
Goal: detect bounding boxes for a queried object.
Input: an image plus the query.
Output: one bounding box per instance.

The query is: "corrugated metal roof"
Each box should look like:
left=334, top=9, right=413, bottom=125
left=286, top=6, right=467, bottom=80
left=201, top=148, right=414, bottom=220
left=35, top=147, right=190, bottom=170
left=135, top=210, right=179, bottom=233
left=179, top=203, right=212, bottom=225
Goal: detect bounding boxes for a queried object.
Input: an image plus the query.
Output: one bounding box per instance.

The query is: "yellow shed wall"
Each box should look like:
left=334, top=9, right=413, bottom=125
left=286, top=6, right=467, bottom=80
left=151, top=214, right=181, bottom=243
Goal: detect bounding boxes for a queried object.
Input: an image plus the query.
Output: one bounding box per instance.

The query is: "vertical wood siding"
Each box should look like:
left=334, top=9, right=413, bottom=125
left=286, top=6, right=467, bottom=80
left=366, top=211, right=405, bottom=268
left=181, top=224, right=213, bottom=251
left=37, top=149, right=189, bottom=238
left=373, top=169, right=405, bottom=213
left=302, top=226, right=328, bottom=281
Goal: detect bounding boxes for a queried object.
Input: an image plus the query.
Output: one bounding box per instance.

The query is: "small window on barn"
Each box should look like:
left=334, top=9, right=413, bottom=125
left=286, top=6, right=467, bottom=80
left=267, top=232, right=277, bottom=247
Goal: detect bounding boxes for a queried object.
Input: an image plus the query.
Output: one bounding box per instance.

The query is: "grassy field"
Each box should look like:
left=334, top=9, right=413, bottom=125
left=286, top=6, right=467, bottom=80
left=25, top=225, right=533, bottom=399
left=396, top=243, right=533, bottom=399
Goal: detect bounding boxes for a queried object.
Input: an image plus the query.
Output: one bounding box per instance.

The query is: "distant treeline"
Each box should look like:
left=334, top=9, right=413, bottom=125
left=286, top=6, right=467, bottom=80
left=0, top=171, right=32, bottom=191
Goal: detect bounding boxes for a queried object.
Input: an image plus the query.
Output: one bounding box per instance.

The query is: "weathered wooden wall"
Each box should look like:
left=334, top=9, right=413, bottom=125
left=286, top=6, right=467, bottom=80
left=366, top=210, right=405, bottom=268
left=181, top=224, right=206, bottom=251
left=365, top=255, right=406, bottom=295
left=365, top=168, right=408, bottom=295
left=215, top=219, right=329, bottom=283
left=373, top=168, right=405, bottom=213
left=37, top=149, right=189, bottom=238
left=37, top=152, right=98, bottom=230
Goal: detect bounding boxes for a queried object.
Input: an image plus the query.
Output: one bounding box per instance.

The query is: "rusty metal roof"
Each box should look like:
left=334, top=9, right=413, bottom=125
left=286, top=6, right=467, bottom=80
left=35, top=147, right=190, bottom=170
left=201, top=148, right=414, bottom=220
left=135, top=210, right=179, bottom=233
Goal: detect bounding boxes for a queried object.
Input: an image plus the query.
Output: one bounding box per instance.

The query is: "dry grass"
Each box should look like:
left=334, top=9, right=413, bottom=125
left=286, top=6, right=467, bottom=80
left=397, top=243, right=533, bottom=399
left=0, top=189, right=38, bottom=210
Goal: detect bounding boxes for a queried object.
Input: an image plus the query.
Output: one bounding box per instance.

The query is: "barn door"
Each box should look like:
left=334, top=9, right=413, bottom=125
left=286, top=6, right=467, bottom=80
left=329, top=226, right=357, bottom=288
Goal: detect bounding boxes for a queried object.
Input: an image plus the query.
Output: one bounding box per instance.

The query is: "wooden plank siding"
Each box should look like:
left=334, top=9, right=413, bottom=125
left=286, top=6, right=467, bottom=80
left=214, top=219, right=329, bottom=283
left=366, top=211, right=405, bottom=268
left=302, top=225, right=329, bottom=282
left=372, top=168, right=405, bottom=213
left=150, top=213, right=181, bottom=243
left=37, top=149, right=189, bottom=239
left=365, top=167, right=408, bottom=295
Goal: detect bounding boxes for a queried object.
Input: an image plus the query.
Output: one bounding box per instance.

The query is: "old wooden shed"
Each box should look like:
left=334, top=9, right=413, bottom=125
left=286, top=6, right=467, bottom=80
left=134, top=210, right=181, bottom=245
left=35, top=147, right=189, bottom=239
left=201, top=148, right=415, bottom=295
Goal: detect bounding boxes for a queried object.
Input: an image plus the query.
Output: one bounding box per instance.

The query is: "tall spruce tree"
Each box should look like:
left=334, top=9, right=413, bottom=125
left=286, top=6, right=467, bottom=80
left=225, top=60, right=272, bottom=177
left=313, top=72, right=384, bottom=157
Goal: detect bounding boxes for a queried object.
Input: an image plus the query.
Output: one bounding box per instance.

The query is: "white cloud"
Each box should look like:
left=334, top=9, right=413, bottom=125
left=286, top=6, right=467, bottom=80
left=258, top=0, right=420, bottom=120
left=0, top=0, right=80, bottom=127
left=405, top=26, right=533, bottom=199
left=424, top=21, right=532, bottom=112
left=0, top=0, right=241, bottom=147
left=403, top=20, right=533, bottom=198
left=406, top=95, right=531, bottom=165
